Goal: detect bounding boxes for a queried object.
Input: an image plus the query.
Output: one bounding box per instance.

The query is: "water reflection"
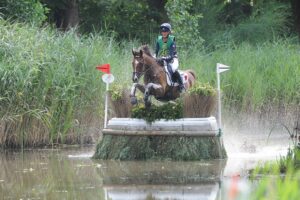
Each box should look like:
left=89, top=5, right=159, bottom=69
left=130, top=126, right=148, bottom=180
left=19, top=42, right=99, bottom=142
left=95, top=160, right=226, bottom=200
left=0, top=147, right=226, bottom=200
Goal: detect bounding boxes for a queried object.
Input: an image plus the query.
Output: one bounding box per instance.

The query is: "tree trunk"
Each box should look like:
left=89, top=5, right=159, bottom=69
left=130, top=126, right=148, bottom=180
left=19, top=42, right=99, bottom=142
left=64, top=0, right=79, bottom=29
left=291, top=0, right=300, bottom=35
left=55, top=0, right=79, bottom=30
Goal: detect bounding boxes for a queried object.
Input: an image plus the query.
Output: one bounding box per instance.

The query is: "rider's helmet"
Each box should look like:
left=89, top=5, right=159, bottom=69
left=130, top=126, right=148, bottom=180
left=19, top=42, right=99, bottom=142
left=160, top=23, right=171, bottom=32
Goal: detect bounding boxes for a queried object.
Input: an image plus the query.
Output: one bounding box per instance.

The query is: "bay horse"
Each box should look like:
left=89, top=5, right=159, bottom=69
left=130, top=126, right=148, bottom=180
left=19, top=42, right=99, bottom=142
left=130, top=45, right=196, bottom=107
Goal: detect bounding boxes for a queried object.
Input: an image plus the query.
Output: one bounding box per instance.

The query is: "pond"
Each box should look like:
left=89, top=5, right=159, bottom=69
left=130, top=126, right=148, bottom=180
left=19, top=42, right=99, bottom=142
left=0, top=132, right=290, bottom=200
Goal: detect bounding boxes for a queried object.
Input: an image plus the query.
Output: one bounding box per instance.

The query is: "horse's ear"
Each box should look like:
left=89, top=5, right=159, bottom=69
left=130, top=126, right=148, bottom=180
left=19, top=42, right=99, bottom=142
left=132, top=49, right=135, bottom=55
left=139, top=49, right=143, bottom=57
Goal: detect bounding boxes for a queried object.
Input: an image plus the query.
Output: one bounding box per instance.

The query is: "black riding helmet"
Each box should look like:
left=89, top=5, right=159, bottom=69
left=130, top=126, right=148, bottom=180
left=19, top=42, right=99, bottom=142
left=160, top=23, right=171, bottom=32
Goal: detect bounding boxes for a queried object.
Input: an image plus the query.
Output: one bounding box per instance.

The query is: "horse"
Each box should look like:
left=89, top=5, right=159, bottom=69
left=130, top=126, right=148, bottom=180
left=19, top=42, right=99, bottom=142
left=130, top=45, right=196, bottom=107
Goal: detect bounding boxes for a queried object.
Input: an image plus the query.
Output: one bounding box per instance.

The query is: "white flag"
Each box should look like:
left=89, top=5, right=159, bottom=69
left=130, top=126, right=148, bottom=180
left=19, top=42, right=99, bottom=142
left=217, top=63, right=230, bottom=73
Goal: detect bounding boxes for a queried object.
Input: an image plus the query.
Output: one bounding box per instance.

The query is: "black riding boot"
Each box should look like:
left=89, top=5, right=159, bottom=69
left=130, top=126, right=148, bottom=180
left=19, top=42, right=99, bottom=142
left=173, top=70, right=185, bottom=92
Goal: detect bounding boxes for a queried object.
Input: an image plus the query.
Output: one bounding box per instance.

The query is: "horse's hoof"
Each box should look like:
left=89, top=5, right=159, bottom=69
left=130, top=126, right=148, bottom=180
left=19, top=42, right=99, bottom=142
left=130, top=96, right=137, bottom=105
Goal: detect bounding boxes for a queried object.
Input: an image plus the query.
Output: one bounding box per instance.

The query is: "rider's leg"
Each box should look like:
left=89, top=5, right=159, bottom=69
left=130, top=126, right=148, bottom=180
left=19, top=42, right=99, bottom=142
left=170, top=58, right=185, bottom=92
left=173, top=70, right=185, bottom=92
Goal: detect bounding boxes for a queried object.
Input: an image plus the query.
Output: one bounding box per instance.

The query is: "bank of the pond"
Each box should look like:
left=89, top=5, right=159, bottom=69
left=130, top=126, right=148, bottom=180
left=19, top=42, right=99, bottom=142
left=249, top=147, right=300, bottom=199
left=0, top=20, right=299, bottom=148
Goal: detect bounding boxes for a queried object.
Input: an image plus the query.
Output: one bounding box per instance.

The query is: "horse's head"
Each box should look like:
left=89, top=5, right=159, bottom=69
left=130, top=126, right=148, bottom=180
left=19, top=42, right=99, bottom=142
left=132, top=49, right=144, bottom=83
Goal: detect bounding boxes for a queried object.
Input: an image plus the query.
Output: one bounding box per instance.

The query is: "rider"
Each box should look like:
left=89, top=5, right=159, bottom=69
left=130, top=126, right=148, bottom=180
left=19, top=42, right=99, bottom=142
left=155, top=23, right=185, bottom=92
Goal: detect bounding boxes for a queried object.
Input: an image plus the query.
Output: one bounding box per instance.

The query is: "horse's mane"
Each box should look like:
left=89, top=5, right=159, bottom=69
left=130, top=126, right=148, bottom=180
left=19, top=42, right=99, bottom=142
left=143, top=52, right=159, bottom=68
left=139, top=45, right=152, bottom=57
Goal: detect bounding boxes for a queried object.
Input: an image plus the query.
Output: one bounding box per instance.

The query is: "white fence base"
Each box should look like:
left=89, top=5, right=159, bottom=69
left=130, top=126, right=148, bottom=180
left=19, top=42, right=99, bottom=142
left=102, top=117, right=218, bottom=136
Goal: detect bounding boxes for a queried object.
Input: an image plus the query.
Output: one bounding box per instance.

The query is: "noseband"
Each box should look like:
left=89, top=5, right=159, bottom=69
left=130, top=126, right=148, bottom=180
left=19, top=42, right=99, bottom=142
left=132, top=56, right=146, bottom=79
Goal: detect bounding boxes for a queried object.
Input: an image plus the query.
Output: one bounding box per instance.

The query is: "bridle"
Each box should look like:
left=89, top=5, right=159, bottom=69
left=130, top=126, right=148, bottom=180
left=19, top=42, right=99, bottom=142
left=132, top=55, right=147, bottom=82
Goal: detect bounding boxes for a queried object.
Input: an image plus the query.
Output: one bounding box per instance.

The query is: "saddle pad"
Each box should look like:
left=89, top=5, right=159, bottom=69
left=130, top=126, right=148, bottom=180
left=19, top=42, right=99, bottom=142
left=164, top=66, right=188, bottom=86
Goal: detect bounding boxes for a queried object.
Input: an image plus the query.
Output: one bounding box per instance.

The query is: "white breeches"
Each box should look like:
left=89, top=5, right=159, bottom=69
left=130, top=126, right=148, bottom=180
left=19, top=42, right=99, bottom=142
left=170, top=58, right=179, bottom=73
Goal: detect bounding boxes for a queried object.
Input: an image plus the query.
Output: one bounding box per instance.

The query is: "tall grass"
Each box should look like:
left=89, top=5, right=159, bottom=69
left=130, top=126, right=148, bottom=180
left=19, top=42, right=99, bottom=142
left=250, top=147, right=300, bottom=199
left=0, top=19, right=134, bottom=147
left=180, top=39, right=300, bottom=114
left=250, top=171, right=300, bottom=200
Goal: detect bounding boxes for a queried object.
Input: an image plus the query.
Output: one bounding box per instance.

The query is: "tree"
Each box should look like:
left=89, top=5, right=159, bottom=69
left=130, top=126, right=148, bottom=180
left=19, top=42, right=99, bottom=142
left=79, top=0, right=165, bottom=42
left=0, top=0, right=48, bottom=25
left=291, top=0, right=300, bottom=34
left=42, top=0, right=79, bottom=30
left=165, top=0, right=204, bottom=49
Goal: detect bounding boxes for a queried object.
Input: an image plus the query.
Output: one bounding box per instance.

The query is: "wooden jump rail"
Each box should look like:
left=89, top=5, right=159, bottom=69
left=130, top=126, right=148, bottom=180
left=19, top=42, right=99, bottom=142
left=102, top=117, right=219, bottom=137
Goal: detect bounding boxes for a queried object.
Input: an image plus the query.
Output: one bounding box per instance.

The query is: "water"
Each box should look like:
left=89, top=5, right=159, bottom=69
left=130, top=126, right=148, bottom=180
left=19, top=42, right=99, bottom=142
left=0, top=132, right=290, bottom=200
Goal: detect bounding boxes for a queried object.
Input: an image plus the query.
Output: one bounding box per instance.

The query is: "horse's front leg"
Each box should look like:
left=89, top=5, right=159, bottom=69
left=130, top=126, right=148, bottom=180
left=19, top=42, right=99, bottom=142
left=130, top=83, right=145, bottom=105
left=144, top=83, right=164, bottom=107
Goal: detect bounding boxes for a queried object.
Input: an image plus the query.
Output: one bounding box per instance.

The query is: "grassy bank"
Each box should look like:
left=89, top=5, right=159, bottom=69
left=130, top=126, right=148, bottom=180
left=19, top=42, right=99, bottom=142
left=0, top=20, right=134, bottom=147
left=249, top=147, right=300, bottom=199
left=0, top=19, right=299, bottom=147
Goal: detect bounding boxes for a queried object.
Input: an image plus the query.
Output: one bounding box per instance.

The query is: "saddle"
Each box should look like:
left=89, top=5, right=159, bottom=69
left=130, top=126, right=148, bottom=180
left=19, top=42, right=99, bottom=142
left=163, top=65, right=187, bottom=86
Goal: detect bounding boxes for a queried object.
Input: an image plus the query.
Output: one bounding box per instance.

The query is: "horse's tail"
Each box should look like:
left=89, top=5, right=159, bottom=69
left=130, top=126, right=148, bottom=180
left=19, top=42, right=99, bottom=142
left=186, top=69, right=196, bottom=80
left=185, top=69, right=196, bottom=88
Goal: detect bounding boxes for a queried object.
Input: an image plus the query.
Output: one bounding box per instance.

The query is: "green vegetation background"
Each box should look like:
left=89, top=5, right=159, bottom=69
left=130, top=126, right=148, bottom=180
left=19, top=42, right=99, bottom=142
left=0, top=1, right=299, bottom=198
left=0, top=0, right=299, bottom=147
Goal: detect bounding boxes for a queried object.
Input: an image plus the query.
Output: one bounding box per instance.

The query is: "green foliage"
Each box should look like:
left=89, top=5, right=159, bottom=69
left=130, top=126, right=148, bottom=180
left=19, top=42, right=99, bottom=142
left=199, top=0, right=293, bottom=48
left=180, top=39, right=300, bottom=112
left=131, top=102, right=183, bottom=123
left=94, top=134, right=226, bottom=160
left=165, top=0, right=204, bottom=49
left=250, top=147, right=300, bottom=200
left=79, top=0, right=162, bottom=42
left=191, top=0, right=225, bottom=49
left=228, top=1, right=291, bottom=44
left=108, top=84, right=124, bottom=101
left=251, top=172, right=300, bottom=200
left=251, top=147, right=300, bottom=176
left=1, top=11, right=300, bottom=147
left=0, top=19, right=133, bottom=147
left=0, top=0, right=48, bottom=25
left=188, top=82, right=217, bottom=96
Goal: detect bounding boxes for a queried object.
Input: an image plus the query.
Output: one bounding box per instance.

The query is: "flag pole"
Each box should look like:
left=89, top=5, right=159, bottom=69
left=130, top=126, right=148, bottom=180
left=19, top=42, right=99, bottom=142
left=216, top=63, right=230, bottom=136
left=104, top=82, right=109, bottom=128
left=217, top=67, right=222, bottom=130
left=96, top=63, right=113, bottom=129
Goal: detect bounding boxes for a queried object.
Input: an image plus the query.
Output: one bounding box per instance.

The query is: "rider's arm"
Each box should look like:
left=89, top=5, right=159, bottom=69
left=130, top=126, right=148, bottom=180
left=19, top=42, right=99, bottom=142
left=164, top=40, right=177, bottom=62
left=155, top=41, right=159, bottom=58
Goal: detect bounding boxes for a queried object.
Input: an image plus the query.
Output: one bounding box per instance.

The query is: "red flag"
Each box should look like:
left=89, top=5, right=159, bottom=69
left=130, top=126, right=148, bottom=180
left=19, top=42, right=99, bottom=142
left=96, top=63, right=110, bottom=74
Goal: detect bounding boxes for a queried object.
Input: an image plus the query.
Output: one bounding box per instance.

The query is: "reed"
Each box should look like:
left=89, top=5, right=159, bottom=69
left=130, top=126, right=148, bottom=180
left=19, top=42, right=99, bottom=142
left=181, top=39, right=300, bottom=113
left=250, top=147, right=300, bottom=199
left=0, top=20, right=134, bottom=147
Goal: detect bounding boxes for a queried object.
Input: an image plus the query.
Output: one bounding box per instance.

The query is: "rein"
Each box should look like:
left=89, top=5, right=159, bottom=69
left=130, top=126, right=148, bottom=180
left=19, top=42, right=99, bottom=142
left=133, top=56, right=154, bottom=78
